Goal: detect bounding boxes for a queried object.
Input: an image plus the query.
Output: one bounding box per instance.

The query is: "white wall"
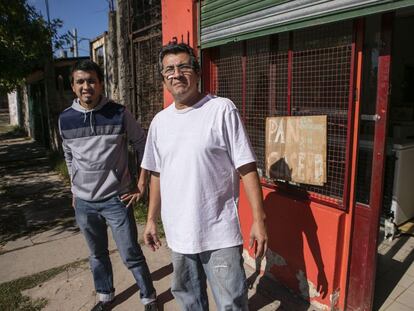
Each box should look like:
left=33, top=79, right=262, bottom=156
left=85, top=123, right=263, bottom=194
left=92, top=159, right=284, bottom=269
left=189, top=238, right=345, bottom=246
left=7, top=91, right=19, bottom=126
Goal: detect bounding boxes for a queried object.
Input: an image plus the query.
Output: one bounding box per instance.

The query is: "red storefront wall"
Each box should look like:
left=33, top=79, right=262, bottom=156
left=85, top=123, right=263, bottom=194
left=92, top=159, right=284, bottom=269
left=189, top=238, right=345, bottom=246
left=160, top=2, right=362, bottom=310
left=239, top=185, right=350, bottom=310
left=161, top=0, right=198, bottom=107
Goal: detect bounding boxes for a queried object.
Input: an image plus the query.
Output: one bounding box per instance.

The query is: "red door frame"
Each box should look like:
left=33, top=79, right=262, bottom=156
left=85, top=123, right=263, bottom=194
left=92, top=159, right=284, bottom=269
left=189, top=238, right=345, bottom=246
left=201, top=14, right=393, bottom=310
left=346, top=12, right=393, bottom=311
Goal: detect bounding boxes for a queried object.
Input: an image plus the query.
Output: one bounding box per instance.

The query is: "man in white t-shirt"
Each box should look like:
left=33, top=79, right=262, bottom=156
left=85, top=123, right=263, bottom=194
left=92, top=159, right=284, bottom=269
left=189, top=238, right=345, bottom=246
left=142, top=43, right=267, bottom=311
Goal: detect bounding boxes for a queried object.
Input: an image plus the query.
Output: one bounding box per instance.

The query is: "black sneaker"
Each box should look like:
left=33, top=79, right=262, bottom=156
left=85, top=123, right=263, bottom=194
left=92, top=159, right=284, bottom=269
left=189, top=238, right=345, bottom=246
left=144, top=302, right=158, bottom=311
left=91, top=301, right=113, bottom=311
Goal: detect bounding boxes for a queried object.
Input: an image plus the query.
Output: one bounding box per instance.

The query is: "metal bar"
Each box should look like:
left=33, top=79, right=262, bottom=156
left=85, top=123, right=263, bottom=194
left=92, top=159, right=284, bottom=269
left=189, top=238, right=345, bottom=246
left=130, top=22, right=163, bottom=38
left=132, top=31, right=162, bottom=43
left=341, top=18, right=364, bottom=309
left=212, top=47, right=219, bottom=93
left=201, top=49, right=212, bottom=93
left=287, top=32, right=293, bottom=116
left=268, top=34, right=279, bottom=115
left=360, top=114, right=380, bottom=121
left=342, top=19, right=358, bottom=211
left=364, top=12, right=393, bottom=311
left=242, top=41, right=247, bottom=121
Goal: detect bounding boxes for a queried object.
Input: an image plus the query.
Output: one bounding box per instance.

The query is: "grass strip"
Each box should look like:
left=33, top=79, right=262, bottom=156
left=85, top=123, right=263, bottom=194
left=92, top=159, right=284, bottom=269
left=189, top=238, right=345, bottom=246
left=48, top=151, right=70, bottom=183
left=0, top=259, right=87, bottom=311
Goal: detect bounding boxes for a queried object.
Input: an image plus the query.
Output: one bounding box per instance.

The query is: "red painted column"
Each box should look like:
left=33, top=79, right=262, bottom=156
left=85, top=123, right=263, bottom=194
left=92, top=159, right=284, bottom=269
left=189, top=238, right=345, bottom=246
left=161, top=0, right=198, bottom=107
left=363, top=12, right=393, bottom=311
left=345, top=13, right=393, bottom=311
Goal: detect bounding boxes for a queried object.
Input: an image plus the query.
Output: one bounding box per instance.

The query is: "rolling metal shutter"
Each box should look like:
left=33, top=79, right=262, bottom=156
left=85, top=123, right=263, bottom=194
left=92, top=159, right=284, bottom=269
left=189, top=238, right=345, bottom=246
left=200, top=0, right=414, bottom=48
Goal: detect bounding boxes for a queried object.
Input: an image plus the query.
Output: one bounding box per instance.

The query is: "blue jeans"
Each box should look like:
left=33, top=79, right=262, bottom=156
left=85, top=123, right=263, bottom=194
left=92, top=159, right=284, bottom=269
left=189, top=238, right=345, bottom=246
left=75, top=196, right=156, bottom=304
left=171, top=246, right=248, bottom=311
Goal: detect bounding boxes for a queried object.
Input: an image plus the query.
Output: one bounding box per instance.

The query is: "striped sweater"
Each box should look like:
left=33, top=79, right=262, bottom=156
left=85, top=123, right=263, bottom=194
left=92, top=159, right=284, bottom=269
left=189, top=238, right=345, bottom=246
left=58, top=97, right=145, bottom=201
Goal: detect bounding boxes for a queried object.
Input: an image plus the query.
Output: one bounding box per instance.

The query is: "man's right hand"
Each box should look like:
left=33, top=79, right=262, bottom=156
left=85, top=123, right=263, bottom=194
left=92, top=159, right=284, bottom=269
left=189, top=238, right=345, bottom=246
left=144, top=219, right=162, bottom=251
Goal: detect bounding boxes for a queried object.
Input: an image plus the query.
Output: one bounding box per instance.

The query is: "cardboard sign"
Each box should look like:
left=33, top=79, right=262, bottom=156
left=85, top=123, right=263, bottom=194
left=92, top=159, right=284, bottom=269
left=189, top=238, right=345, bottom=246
left=265, top=116, right=327, bottom=186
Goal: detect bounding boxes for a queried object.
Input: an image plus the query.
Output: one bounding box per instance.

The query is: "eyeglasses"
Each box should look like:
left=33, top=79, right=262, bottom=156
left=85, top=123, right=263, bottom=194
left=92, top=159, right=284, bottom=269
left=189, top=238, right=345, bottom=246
left=161, top=63, right=194, bottom=77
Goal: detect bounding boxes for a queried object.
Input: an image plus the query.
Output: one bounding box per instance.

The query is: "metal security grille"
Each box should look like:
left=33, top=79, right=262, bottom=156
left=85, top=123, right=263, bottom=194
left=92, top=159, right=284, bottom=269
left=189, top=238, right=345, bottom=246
left=291, top=22, right=353, bottom=200
left=245, top=36, right=289, bottom=172
left=129, top=0, right=163, bottom=130
left=133, top=34, right=163, bottom=129
left=213, top=42, right=243, bottom=112
left=130, top=0, right=161, bottom=32
left=208, top=21, right=354, bottom=206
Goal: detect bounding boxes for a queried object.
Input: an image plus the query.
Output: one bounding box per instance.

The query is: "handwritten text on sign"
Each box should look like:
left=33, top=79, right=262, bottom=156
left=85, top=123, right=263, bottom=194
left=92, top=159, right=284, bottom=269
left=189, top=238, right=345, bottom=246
left=265, top=116, right=327, bottom=186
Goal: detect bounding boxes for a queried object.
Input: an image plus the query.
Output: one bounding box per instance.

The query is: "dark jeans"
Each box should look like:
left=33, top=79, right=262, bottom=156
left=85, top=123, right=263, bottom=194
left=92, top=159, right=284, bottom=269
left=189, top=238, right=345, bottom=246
left=75, top=196, right=156, bottom=304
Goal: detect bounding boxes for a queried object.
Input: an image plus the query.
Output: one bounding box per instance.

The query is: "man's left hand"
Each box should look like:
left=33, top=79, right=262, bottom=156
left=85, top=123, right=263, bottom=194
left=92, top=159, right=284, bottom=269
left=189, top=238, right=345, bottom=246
left=249, top=220, right=268, bottom=258
left=120, top=185, right=144, bottom=208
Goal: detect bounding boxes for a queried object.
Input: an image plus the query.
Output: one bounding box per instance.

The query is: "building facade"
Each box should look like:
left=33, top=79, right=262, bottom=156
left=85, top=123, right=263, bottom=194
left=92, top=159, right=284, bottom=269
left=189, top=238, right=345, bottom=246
left=161, top=1, right=414, bottom=310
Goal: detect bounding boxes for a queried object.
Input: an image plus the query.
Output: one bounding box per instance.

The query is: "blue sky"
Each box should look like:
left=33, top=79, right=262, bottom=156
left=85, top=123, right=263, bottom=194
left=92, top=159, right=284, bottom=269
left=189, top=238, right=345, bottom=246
left=29, top=0, right=110, bottom=56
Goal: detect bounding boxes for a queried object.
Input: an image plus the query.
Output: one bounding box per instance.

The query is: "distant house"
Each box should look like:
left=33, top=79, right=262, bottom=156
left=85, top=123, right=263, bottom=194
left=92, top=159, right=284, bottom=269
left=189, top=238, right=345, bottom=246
left=8, top=57, right=88, bottom=148
left=0, top=95, right=8, bottom=110
left=90, top=32, right=111, bottom=98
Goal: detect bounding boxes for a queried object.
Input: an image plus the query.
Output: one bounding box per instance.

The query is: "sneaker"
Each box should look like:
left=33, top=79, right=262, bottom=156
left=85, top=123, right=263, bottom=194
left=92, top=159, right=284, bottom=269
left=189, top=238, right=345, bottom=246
left=144, top=301, right=158, bottom=311
left=91, top=301, right=113, bottom=311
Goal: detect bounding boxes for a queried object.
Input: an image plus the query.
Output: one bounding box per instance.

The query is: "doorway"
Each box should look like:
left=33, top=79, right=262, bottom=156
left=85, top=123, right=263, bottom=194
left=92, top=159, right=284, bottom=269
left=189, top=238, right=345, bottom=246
left=28, top=81, right=50, bottom=148
left=372, top=10, right=414, bottom=311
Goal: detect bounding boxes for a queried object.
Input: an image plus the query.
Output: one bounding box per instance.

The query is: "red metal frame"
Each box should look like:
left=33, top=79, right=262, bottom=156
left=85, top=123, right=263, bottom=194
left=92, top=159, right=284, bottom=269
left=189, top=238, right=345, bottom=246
left=208, top=21, right=355, bottom=210
left=204, top=17, right=393, bottom=310
left=341, top=17, right=364, bottom=309
left=201, top=10, right=395, bottom=310
left=260, top=180, right=342, bottom=208
left=201, top=47, right=218, bottom=94
left=346, top=13, right=393, bottom=311
left=288, top=21, right=354, bottom=204
left=201, top=49, right=211, bottom=93
left=342, top=21, right=358, bottom=210
left=365, top=12, right=393, bottom=310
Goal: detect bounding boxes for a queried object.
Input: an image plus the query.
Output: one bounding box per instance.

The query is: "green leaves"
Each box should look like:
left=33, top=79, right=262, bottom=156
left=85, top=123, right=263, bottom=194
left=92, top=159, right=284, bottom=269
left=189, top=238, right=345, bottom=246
left=0, top=0, right=62, bottom=94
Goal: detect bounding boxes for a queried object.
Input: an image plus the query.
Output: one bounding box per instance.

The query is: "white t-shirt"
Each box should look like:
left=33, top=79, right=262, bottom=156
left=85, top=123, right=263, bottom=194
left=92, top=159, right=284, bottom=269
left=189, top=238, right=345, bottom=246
left=142, top=94, right=256, bottom=254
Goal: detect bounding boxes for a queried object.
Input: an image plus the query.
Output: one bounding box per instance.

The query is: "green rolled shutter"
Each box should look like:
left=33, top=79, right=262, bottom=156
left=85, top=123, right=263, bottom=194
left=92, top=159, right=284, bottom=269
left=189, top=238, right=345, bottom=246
left=200, top=0, right=414, bottom=48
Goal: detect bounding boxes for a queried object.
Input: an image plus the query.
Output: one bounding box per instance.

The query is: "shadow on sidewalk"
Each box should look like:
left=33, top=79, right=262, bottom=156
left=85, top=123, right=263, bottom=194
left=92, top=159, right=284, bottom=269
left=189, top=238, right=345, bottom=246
left=0, top=130, right=76, bottom=247
left=109, top=263, right=174, bottom=310
left=247, top=259, right=313, bottom=311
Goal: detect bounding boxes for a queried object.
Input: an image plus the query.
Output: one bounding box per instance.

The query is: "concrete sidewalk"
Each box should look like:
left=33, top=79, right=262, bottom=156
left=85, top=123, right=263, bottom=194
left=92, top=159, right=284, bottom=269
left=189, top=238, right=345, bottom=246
left=0, top=112, right=315, bottom=310
left=1, top=225, right=307, bottom=311
left=1, top=223, right=312, bottom=310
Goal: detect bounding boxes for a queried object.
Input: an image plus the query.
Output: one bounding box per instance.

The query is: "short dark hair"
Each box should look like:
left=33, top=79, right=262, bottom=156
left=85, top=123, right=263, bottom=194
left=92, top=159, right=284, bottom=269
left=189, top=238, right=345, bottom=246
left=70, top=59, right=104, bottom=83
left=158, top=43, right=200, bottom=75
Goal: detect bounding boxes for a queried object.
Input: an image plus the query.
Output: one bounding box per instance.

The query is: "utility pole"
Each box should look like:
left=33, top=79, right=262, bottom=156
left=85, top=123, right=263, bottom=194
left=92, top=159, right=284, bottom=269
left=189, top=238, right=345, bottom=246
left=73, top=28, right=79, bottom=57
left=43, top=0, right=60, bottom=150
left=45, top=0, right=51, bottom=26
left=108, top=0, right=115, bottom=12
